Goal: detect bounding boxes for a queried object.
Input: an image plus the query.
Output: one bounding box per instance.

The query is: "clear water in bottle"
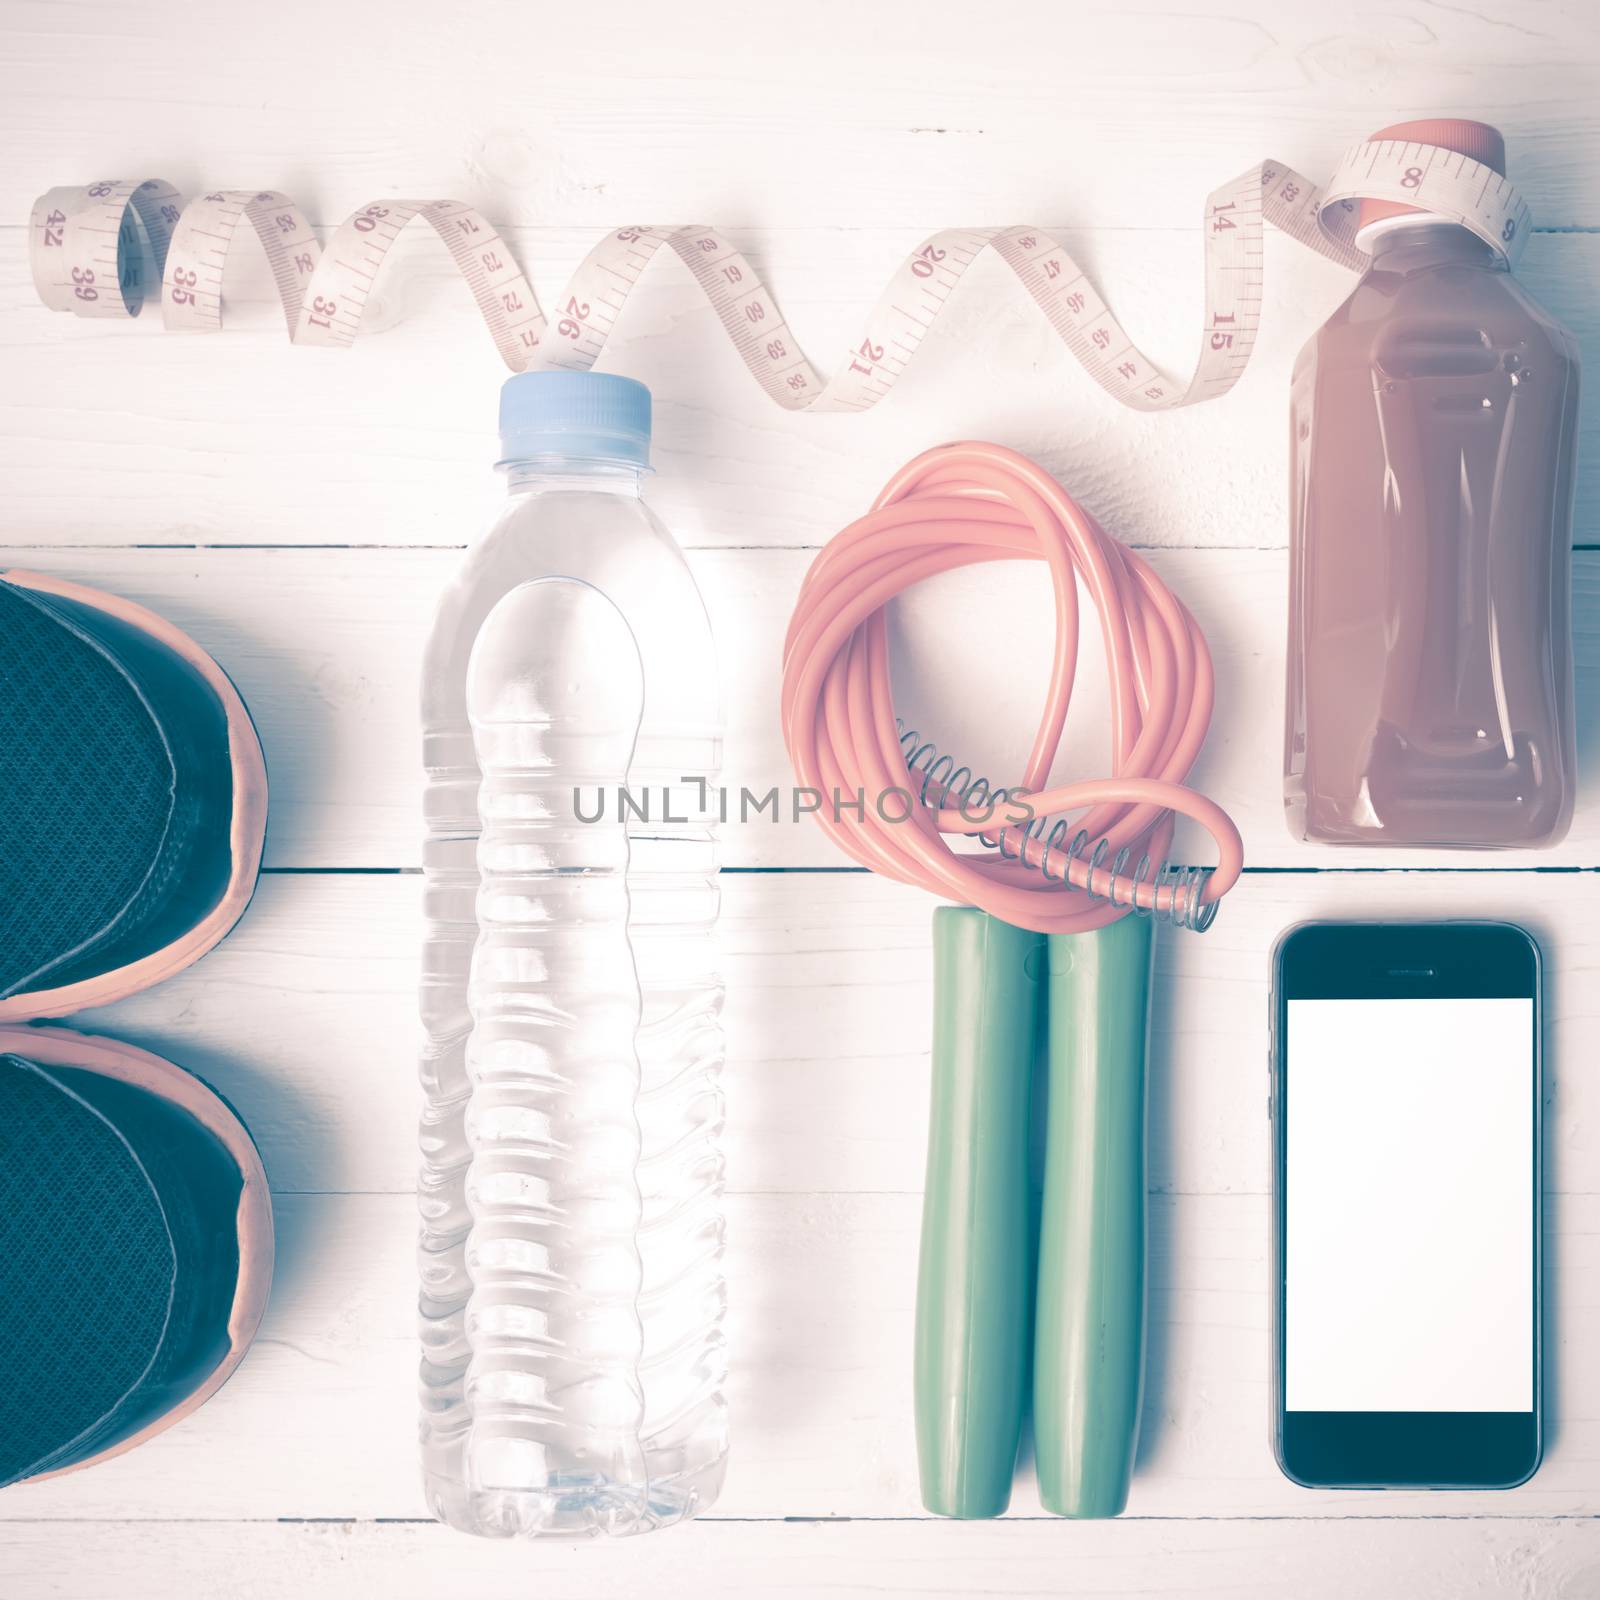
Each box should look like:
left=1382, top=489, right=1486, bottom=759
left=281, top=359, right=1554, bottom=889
left=418, top=373, right=728, bottom=1538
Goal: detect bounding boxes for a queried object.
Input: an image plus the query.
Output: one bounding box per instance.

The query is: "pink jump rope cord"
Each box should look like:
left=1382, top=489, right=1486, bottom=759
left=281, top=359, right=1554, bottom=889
left=780, top=441, right=1244, bottom=936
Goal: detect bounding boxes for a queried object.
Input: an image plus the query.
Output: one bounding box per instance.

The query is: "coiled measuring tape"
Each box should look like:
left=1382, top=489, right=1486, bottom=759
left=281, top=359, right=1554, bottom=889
left=30, top=140, right=1528, bottom=415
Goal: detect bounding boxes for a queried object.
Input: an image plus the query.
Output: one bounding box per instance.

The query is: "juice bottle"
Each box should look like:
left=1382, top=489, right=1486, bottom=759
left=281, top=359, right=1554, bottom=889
left=1286, top=119, right=1580, bottom=847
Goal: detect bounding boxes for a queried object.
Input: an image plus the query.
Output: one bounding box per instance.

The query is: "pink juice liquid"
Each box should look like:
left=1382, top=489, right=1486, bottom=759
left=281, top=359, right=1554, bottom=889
left=1285, top=123, right=1580, bottom=848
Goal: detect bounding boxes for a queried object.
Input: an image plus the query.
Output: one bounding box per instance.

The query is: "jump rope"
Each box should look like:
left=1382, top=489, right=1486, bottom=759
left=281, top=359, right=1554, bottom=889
left=778, top=437, right=1248, bottom=1514
left=30, top=133, right=1528, bottom=1519
left=780, top=440, right=1243, bottom=933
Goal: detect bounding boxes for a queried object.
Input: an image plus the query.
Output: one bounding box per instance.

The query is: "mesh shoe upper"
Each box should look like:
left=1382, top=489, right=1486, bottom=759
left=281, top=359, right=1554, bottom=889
left=0, top=1052, right=247, bottom=1485
left=0, top=579, right=240, bottom=1004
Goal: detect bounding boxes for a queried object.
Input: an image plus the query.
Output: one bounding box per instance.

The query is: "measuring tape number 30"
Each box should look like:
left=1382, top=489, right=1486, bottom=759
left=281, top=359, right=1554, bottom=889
left=29, top=141, right=1529, bottom=416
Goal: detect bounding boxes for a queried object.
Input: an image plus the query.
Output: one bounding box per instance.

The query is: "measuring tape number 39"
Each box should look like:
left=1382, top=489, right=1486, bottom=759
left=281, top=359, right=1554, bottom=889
left=30, top=141, right=1529, bottom=416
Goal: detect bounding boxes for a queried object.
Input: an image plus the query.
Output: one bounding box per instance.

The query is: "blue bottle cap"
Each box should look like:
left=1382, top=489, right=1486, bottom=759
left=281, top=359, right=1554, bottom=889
left=497, top=371, right=652, bottom=469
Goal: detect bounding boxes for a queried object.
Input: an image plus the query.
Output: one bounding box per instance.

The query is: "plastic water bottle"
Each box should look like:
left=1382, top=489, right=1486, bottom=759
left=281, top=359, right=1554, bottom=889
left=417, top=373, right=727, bottom=1538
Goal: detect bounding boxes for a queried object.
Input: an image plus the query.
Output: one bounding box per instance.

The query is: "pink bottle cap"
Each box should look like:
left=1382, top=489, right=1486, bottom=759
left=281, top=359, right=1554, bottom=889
left=1361, top=118, right=1507, bottom=231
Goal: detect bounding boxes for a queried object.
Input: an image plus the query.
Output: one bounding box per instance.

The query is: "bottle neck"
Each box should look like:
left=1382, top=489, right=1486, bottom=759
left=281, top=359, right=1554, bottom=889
left=501, top=458, right=647, bottom=497
left=1358, top=219, right=1505, bottom=274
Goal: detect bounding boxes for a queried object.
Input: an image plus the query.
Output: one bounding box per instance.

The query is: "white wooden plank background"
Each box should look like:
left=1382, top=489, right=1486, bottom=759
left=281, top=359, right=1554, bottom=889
left=4, top=2, right=1600, bottom=1595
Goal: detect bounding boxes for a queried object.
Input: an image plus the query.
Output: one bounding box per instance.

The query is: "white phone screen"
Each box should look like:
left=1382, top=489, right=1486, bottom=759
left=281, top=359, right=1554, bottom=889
left=1285, top=996, right=1534, bottom=1413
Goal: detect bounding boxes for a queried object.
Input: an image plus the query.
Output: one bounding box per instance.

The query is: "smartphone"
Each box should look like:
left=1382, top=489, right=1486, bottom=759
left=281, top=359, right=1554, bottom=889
left=1271, top=920, right=1542, bottom=1489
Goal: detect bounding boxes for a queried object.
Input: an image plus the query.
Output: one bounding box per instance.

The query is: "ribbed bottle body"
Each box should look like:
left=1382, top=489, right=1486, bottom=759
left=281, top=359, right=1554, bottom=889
left=419, top=478, right=726, bottom=1538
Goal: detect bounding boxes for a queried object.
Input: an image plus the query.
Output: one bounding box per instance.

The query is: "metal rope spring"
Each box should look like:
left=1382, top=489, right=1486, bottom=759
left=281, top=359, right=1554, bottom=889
left=898, top=722, right=1220, bottom=932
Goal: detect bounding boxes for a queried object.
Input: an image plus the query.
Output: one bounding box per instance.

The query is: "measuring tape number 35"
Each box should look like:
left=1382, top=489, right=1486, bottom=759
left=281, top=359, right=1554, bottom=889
left=30, top=140, right=1529, bottom=417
